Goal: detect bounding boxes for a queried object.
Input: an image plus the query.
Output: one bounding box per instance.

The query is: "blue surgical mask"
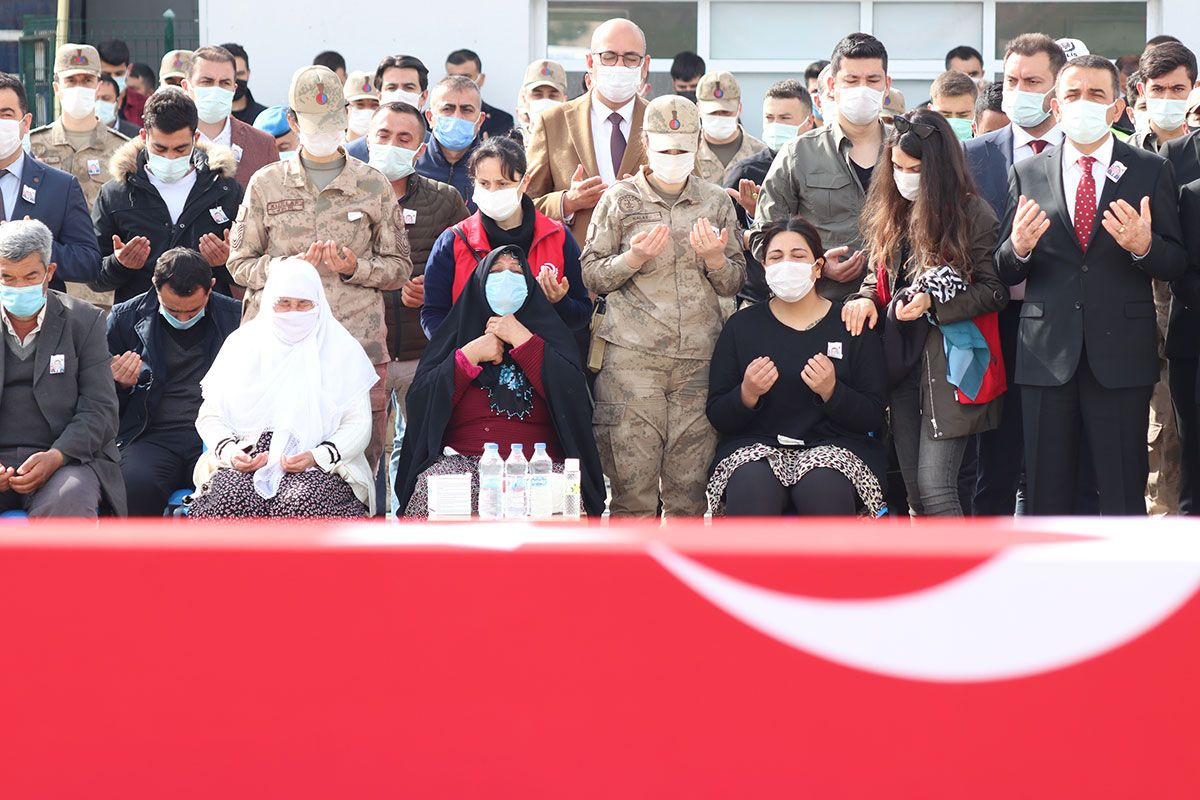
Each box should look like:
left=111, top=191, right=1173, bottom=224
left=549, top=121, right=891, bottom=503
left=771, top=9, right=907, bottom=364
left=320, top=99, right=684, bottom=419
left=762, top=121, right=800, bottom=150
left=147, top=149, right=193, bottom=183
left=159, top=304, right=206, bottom=330
left=433, top=113, right=478, bottom=151
left=485, top=270, right=529, bottom=316
left=0, top=282, right=47, bottom=318
left=946, top=117, right=975, bottom=141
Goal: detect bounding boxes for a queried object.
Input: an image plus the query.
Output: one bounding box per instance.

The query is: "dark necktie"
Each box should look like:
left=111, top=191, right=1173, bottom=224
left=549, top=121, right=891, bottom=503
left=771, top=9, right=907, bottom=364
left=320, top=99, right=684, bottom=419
left=1029, top=139, right=1048, bottom=155
left=0, top=168, right=8, bottom=221
left=608, top=111, right=626, bottom=176
left=1074, top=155, right=1097, bottom=251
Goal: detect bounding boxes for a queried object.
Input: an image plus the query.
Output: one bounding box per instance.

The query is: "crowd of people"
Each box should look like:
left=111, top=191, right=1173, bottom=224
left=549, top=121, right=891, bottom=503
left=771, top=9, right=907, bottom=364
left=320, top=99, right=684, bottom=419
left=0, top=20, right=1197, bottom=519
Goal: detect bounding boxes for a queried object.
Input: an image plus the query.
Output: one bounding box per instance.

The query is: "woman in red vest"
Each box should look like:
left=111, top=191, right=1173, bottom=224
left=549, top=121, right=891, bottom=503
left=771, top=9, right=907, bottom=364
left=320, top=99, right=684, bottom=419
left=421, top=136, right=592, bottom=339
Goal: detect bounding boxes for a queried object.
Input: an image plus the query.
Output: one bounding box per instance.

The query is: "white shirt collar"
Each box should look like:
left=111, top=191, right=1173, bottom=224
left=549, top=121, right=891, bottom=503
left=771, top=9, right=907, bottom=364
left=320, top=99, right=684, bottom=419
left=1012, top=123, right=1063, bottom=150
left=2, top=302, right=46, bottom=348
left=1062, top=134, right=1115, bottom=170
left=591, top=93, right=636, bottom=125
left=199, top=116, right=232, bottom=147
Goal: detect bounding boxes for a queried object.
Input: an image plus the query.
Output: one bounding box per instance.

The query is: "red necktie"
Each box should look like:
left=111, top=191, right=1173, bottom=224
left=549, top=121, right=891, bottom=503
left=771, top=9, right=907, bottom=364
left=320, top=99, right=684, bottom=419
left=1029, top=139, right=1048, bottom=155
left=1074, top=155, right=1097, bottom=252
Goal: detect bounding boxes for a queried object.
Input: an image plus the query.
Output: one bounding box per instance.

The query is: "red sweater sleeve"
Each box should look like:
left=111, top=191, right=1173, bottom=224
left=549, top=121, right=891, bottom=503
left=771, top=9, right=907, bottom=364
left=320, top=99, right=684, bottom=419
left=453, top=349, right=483, bottom=405
left=508, top=336, right=546, bottom=399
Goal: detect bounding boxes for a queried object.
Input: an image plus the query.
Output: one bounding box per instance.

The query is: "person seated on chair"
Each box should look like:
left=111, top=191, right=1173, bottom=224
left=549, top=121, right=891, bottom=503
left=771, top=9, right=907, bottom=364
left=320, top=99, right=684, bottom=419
left=0, top=219, right=125, bottom=517
left=705, top=216, right=888, bottom=517
left=107, top=247, right=241, bottom=516
left=395, top=245, right=605, bottom=518
left=188, top=257, right=378, bottom=518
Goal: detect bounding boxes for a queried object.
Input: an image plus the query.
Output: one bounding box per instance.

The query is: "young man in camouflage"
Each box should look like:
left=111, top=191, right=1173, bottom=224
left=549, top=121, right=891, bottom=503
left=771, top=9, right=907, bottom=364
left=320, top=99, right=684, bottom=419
left=227, top=65, right=412, bottom=475
left=694, top=71, right=768, bottom=185
left=581, top=95, right=745, bottom=517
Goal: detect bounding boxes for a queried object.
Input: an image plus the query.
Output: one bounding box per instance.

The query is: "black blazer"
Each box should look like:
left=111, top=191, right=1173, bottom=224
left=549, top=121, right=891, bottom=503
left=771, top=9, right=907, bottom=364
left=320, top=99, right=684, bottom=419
left=962, top=124, right=1015, bottom=221
left=1163, top=129, right=1200, bottom=185
left=1174, top=177, right=1200, bottom=359
left=995, top=138, right=1186, bottom=389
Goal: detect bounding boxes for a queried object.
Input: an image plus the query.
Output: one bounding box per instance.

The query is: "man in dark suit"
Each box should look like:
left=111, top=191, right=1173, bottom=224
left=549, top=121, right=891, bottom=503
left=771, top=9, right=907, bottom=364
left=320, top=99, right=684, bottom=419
left=963, top=33, right=1067, bottom=516
left=0, top=220, right=124, bottom=516
left=0, top=73, right=101, bottom=293
left=996, top=54, right=1187, bottom=516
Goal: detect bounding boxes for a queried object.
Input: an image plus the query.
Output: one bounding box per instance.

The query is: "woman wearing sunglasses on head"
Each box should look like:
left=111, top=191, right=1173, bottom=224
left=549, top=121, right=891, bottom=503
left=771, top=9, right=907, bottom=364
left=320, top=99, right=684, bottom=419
left=843, top=110, right=1008, bottom=516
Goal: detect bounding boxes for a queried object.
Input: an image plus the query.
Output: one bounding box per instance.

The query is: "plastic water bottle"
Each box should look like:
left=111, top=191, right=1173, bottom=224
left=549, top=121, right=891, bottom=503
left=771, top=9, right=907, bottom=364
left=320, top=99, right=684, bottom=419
left=503, top=444, right=529, bottom=519
left=528, top=443, right=554, bottom=519
left=562, top=458, right=581, bottom=520
left=478, top=443, right=504, bottom=520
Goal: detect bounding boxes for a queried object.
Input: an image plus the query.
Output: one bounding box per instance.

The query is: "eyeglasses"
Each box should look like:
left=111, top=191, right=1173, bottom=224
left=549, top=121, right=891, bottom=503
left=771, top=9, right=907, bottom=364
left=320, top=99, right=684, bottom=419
left=593, top=50, right=645, bottom=68
left=893, top=116, right=937, bottom=139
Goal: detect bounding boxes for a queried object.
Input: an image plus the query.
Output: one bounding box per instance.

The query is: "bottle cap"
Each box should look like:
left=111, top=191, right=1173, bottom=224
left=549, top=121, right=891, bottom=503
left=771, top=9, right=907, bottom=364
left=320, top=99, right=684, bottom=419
left=535, top=442, right=546, bottom=449
left=484, top=442, right=498, bottom=449
left=511, top=443, right=523, bottom=450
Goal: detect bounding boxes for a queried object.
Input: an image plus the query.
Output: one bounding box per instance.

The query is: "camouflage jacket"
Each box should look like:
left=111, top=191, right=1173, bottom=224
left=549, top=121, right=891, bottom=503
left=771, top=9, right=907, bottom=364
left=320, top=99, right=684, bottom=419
left=29, top=118, right=129, bottom=208
left=695, top=127, right=769, bottom=185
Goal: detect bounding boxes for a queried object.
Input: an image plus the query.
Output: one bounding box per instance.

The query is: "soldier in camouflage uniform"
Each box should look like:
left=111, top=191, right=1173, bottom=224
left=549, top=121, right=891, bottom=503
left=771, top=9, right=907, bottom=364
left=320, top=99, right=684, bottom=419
left=29, top=43, right=129, bottom=309
left=227, top=65, right=412, bottom=476
left=694, top=71, right=768, bottom=185
left=581, top=95, right=746, bottom=517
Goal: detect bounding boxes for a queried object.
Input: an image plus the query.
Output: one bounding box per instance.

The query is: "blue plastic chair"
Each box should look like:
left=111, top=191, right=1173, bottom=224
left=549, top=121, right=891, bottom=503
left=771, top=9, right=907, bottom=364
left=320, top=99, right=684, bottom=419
left=164, top=489, right=192, bottom=517
left=0, top=509, right=27, bottom=519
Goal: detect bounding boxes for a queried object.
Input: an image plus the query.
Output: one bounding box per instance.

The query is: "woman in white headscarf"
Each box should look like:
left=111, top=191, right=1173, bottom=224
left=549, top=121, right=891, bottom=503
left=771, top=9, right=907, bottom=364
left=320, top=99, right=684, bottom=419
left=188, top=257, right=380, bottom=518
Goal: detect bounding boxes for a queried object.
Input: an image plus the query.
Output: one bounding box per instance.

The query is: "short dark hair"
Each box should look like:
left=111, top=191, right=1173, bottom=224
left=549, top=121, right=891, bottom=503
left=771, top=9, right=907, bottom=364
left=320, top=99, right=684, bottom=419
left=831, top=33, right=888, bottom=76
left=1004, top=33, right=1067, bottom=77
left=931, top=70, right=980, bottom=102
left=805, top=60, right=830, bottom=83
left=1127, top=71, right=1142, bottom=102
left=0, top=73, right=28, bottom=115
left=760, top=216, right=825, bottom=263
left=374, top=54, right=429, bottom=92
left=1061, top=54, right=1122, bottom=99
left=219, top=43, right=249, bottom=67
left=373, top=101, right=425, bottom=131
left=98, top=73, right=119, bottom=95
left=189, top=46, right=236, bottom=79
left=670, top=51, right=706, bottom=82
left=1139, top=41, right=1198, bottom=86
left=446, top=48, right=482, bottom=73
left=142, top=87, right=198, bottom=134
left=97, top=39, right=130, bottom=67
left=313, top=51, right=346, bottom=73
left=765, top=79, right=812, bottom=114
left=153, top=248, right=212, bottom=296
left=945, top=45, right=984, bottom=70
left=129, top=62, right=156, bottom=87
left=975, top=81, right=1004, bottom=116
left=1147, top=35, right=1182, bottom=49
left=468, top=135, right=526, bottom=182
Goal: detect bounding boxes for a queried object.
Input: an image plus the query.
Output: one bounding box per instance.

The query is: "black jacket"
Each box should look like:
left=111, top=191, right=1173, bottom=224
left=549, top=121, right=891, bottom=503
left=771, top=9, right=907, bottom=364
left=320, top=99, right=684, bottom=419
left=995, top=139, right=1187, bottom=389
left=1162, top=132, right=1200, bottom=360
left=724, top=147, right=777, bottom=304
left=106, top=289, right=242, bottom=448
left=90, top=139, right=244, bottom=303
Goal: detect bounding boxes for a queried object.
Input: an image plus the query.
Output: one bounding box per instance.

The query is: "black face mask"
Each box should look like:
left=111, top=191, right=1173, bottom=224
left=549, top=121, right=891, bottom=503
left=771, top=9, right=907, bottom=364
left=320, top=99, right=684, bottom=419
left=679, top=90, right=698, bottom=105
left=234, top=79, right=250, bottom=101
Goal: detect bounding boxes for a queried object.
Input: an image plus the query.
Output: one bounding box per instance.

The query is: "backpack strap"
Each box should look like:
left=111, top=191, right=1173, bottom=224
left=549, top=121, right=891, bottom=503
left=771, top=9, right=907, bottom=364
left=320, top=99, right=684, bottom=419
left=450, top=225, right=485, bottom=266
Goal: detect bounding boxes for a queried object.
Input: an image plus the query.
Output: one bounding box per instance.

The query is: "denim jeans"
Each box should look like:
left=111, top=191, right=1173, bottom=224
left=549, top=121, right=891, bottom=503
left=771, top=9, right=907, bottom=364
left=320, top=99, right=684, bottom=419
left=890, top=367, right=969, bottom=516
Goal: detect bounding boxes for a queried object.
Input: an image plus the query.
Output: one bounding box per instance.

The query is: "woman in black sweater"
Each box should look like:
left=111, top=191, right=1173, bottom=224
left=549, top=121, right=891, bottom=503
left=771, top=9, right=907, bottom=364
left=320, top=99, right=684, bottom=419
left=705, top=217, right=888, bottom=516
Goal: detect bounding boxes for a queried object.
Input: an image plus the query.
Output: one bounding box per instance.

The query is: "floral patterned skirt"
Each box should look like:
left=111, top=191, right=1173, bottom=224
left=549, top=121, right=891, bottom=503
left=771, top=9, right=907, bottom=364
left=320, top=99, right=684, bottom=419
left=705, top=443, right=885, bottom=517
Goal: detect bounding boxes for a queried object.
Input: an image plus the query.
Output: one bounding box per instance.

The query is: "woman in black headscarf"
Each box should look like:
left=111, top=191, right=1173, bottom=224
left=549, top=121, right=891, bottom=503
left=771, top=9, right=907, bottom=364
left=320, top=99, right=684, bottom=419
left=396, top=244, right=605, bottom=518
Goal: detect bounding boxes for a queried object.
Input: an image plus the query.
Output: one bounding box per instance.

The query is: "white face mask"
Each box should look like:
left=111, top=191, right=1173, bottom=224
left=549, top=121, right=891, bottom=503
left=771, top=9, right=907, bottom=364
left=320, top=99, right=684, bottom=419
left=59, top=86, right=97, bottom=119
left=192, top=86, right=235, bottom=125
left=1133, top=109, right=1151, bottom=133
left=594, top=63, right=642, bottom=104
left=368, top=143, right=418, bottom=181
left=299, top=128, right=346, bottom=158
left=1001, top=88, right=1053, bottom=129
left=95, top=99, right=118, bottom=125
left=272, top=308, right=319, bottom=345
left=347, top=107, right=375, bottom=136
left=765, top=261, right=816, bottom=302
left=1147, top=97, right=1188, bottom=131
left=380, top=89, right=421, bottom=108
left=1059, top=99, right=1114, bottom=146
left=473, top=184, right=522, bottom=220
left=837, top=85, right=885, bottom=126
left=893, top=169, right=921, bottom=202
left=527, top=97, right=562, bottom=122
left=647, top=151, right=695, bottom=183
left=0, top=118, right=25, bottom=159
left=701, top=113, right=738, bottom=140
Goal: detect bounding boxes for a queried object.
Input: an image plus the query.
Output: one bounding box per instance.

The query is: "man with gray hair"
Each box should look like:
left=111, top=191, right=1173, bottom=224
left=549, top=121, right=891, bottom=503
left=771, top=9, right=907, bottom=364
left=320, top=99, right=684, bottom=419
left=414, top=74, right=485, bottom=209
left=0, top=219, right=125, bottom=516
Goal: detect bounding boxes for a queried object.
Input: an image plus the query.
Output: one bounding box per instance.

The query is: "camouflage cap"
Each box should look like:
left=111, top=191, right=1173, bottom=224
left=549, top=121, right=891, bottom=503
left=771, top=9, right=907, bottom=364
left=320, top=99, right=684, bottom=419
left=522, top=59, right=567, bottom=94
left=643, top=95, right=701, bottom=153
left=696, top=71, right=741, bottom=114
left=288, top=65, right=347, bottom=134
left=882, top=87, right=906, bottom=116
left=160, top=50, right=193, bottom=82
left=1188, top=86, right=1200, bottom=115
left=54, top=44, right=101, bottom=79
left=343, top=70, right=379, bottom=103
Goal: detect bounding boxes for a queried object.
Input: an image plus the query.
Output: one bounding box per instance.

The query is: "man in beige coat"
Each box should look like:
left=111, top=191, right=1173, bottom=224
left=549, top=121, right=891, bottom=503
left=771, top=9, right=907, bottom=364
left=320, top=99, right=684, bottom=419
left=526, top=18, right=650, bottom=242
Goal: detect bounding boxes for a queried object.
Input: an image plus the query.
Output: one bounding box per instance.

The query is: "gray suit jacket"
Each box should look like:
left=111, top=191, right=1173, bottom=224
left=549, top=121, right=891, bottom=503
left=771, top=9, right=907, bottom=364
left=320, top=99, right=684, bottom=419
left=0, top=291, right=126, bottom=514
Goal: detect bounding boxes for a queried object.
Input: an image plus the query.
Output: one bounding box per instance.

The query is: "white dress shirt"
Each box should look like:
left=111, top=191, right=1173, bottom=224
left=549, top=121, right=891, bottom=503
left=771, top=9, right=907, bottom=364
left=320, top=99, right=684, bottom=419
left=0, top=150, right=26, bottom=221
left=1061, top=134, right=1114, bottom=224
left=590, top=93, right=635, bottom=187
left=198, top=116, right=232, bottom=148
left=1012, top=123, right=1064, bottom=164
